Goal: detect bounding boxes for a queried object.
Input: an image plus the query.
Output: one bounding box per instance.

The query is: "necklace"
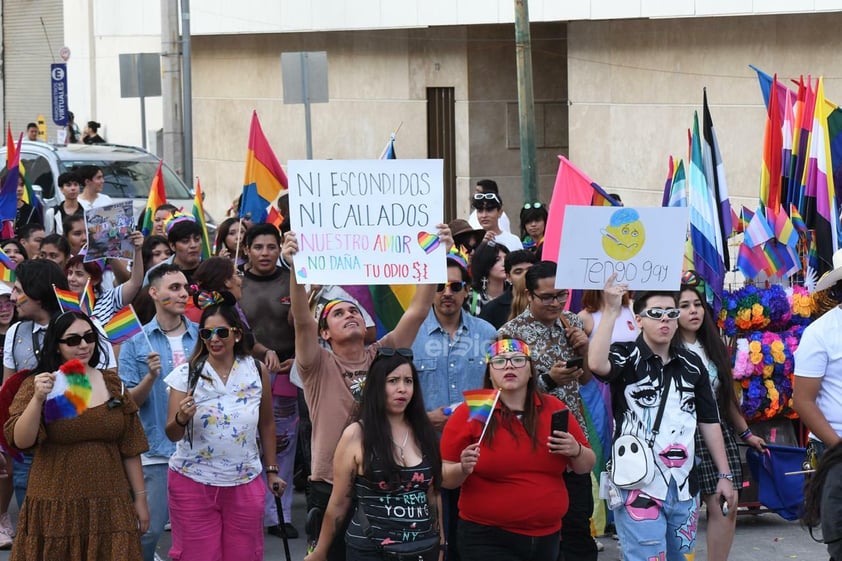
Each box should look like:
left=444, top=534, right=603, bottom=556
left=391, top=429, right=409, bottom=463
left=160, top=318, right=183, bottom=334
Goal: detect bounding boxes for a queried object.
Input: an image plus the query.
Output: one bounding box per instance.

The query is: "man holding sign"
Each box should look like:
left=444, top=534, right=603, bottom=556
left=282, top=223, right=452, bottom=561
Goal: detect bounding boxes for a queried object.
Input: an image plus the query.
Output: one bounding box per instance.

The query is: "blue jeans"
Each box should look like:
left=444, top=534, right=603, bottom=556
left=141, top=463, right=169, bottom=561
left=612, top=479, right=699, bottom=561
left=12, top=453, right=32, bottom=509
left=262, top=396, right=298, bottom=525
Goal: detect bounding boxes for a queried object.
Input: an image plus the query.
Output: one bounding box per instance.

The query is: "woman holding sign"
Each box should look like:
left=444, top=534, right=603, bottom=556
left=305, top=349, right=443, bottom=561
left=440, top=339, right=595, bottom=561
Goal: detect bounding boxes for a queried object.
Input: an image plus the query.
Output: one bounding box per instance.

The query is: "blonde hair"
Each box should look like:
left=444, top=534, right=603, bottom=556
left=508, top=275, right=529, bottom=321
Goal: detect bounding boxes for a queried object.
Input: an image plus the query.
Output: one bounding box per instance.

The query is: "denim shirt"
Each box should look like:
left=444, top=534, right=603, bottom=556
left=118, top=316, right=199, bottom=459
left=411, top=308, right=497, bottom=411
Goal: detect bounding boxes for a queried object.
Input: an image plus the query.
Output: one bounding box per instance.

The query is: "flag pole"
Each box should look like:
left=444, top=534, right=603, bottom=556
left=476, top=389, right=501, bottom=445
left=129, top=304, right=153, bottom=350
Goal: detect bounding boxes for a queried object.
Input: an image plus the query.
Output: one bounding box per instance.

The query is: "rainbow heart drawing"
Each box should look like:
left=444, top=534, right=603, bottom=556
left=417, top=232, right=441, bottom=254
left=297, top=267, right=308, bottom=279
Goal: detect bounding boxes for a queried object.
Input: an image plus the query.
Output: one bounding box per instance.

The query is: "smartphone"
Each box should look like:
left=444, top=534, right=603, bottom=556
left=720, top=495, right=730, bottom=516
left=565, top=356, right=584, bottom=369
left=551, top=409, right=569, bottom=434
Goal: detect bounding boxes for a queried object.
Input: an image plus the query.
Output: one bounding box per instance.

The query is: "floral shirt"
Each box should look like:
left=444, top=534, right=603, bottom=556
left=164, top=356, right=263, bottom=486
left=498, top=308, right=589, bottom=439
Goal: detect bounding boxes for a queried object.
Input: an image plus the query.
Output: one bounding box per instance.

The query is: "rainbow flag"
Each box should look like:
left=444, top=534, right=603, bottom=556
left=591, top=182, right=620, bottom=207
left=240, top=111, right=287, bottom=224
left=0, top=129, right=22, bottom=234
left=53, top=286, right=82, bottom=313
left=760, top=74, right=783, bottom=220
left=192, top=179, right=212, bottom=260
left=789, top=203, right=807, bottom=234
left=103, top=305, right=143, bottom=344
left=267, top=206, right=284, bottom=230
left=775, top=208, right=797, bottom=248
left=80, top=280, right=96, bottom=316
left=462, top=389, right=500, bottom=425
left=0, top=248, right=16, bottom=283
left=141, top=161, right=167, bottom=236
left=342, top=284, right=416, bottom=339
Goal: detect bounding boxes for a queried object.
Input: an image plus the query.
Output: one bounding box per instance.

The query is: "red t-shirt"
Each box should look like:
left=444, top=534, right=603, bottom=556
left=440, top=394, right=589, bottom=536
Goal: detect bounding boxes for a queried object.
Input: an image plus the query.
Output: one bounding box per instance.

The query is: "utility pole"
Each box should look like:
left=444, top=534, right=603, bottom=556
left=514, top=0, right=538, bottom=203
left=161, top=0, right=184, bottom=177
left=182, top=0, right=194, bottom=187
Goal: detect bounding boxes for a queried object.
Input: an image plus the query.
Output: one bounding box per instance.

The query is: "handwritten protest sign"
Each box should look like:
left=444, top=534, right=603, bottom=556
left=288, top=159, right=446, bottom=285
left=555, top=206, right=689, bottom=290
left=83, top=200, right=136, bottom=262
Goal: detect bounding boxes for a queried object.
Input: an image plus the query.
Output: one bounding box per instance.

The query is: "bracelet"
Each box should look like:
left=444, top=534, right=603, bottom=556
left=265, top=465, right=279, bottom=474
left=540, top=373, right=558, bottom=391
left=573, top=442, right=583, bottom=458
left=738, top=428, right=753, bottom=441
left=174, top=412, right=189, bottom=427
left=134, top=490, right=147, bottom=496
left=717, top=472, right=734, bottom=481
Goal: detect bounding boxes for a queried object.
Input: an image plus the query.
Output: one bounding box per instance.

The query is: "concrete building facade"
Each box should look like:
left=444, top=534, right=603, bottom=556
left=42, top=1, right=842, bottom=220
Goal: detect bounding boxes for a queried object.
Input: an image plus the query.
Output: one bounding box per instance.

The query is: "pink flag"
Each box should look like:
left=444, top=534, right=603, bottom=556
left=542, top=156, right=598, bottom=264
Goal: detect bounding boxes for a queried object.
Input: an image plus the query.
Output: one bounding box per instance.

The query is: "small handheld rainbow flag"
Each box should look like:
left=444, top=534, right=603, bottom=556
left=53, top=285, right=82, bottom=313
left=44, top=359, right=92, bottom=423
left=0, top=247, right=16, bottom=283
left=80, top=281, right=96, bottom=316
left=103, top=305, right=144, bottom=344
left=462, top=388, right=500, bottom=444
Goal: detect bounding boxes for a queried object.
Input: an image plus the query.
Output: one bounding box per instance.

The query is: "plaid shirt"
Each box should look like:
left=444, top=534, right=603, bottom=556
left=498, top=308, right=589, bottom=439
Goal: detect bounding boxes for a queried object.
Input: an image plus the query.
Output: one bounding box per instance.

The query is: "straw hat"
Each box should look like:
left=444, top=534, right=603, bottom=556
left=815, top=248, right=842, bottom=292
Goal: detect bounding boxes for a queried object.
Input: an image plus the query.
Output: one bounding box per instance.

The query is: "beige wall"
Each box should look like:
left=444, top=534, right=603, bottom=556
left=567, top=12, right=842, bottom=211
left=191, top=23, right=568, bottom=223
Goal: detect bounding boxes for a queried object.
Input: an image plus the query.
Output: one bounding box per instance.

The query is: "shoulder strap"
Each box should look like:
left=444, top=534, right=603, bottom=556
left=647, top=374, right=670, bottom=447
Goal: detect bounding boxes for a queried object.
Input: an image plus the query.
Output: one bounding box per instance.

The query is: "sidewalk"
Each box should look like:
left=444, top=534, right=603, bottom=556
left=0, top=490, right=830, bottom=560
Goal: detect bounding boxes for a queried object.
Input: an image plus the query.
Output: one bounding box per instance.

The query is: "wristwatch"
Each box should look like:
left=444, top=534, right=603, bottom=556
left=717, top=472, right=734, bottom=481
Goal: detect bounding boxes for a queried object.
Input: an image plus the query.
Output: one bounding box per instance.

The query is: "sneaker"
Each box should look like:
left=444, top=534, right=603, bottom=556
left=0, top=513, right=11, bottom=550
left=595, top=538, right=605, bottom=552
left=164, top=521, right=171, bottom=531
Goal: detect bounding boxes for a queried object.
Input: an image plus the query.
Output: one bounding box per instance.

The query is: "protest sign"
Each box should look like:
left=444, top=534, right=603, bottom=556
left=83, top=200, right=136, bottom=261
left=288, top=159, right=446, bottom=285
left=555, top=206, right=689, bottom=290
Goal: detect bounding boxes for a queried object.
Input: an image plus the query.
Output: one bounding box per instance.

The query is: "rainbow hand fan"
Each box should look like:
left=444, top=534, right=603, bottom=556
left=43, top=359, right=92, bottom=423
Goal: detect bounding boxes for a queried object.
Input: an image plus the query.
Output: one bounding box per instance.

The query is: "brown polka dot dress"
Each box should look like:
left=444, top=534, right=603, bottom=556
left=3, top=369, right=149, bottom=561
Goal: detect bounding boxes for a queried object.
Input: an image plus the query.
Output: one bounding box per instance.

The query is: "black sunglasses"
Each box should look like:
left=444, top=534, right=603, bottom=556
left=59, top=331, right=98, bottom=347
left=436, top=281, right=467, bottom=293
left=199, top=327, right=239, bottom=341
left=377, top=347, right=414, bottom=360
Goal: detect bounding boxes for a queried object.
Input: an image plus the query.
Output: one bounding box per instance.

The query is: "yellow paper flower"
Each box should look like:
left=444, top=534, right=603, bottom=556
left=749, top=341, right=762, bottom=353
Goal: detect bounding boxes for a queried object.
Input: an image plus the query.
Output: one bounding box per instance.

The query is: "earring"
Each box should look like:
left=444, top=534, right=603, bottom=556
left=481, top=277, right=488, bottom=292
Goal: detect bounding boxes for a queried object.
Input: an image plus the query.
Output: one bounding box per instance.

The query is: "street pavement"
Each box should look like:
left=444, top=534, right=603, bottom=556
left=0, top=489, right=831, bottom=560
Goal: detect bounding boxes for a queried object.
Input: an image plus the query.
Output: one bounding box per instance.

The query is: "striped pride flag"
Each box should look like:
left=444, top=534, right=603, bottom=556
left=0, top=248, right=15, bottom=283
left=80, top=280, right=96, bottom=316
left=103, top=305, right=143, bottom=344
left=463, top=389, right=500, bottom=425
left=53, top=286, right=82, bottom=313
left=141, top=161, right=167, bottom=236
left=240, top=111, right=287, bottom=224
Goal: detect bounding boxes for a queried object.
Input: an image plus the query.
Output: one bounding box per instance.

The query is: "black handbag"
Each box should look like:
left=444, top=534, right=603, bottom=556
left=358, top=504, right=441, bottom=561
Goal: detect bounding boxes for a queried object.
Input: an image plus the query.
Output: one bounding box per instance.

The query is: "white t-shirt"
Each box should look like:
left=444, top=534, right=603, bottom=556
left=794, top=306, right=842, bottom=440
left=492, top=230, right=524, bottom=252
left=468, top=209, right=511, bottom=233
left=167, top=335, right=187, bottom=368
left=79, top=193, right=114, bottom=211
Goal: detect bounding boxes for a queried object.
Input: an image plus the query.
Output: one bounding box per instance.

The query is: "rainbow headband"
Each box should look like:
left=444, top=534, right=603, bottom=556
left=487, top=339, right=530, bottom=361
left=446, top=247, right=470, bottom=275
left=320, top=299, right=356, bottom=322
left=164, top=212, right=195, bottom=235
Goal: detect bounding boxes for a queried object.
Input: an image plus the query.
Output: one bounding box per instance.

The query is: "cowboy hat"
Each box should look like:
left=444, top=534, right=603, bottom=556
left=815, top=248, right=842, bottom=292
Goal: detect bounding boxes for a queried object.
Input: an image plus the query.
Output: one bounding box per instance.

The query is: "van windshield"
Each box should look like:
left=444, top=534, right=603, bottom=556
left=59, top=160, right=192, bottom=200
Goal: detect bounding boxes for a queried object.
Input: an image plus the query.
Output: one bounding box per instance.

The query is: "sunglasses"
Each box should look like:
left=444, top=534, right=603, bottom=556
left=489, top=354, right=530, bottom=370
left=60, top=331, right=98, bottom=347
left=436, top=281, right=467, bottom=293
left=523, top=202, right=544, bottom=210
left=640, top=308, right=681, bottom=320
left=199, top=327, right=240, bottom=340
left=474, top=193, right=501, bottom=202
left=530, top=291, right=569, bottom=304
left=377, top=347, right=414, bottom=360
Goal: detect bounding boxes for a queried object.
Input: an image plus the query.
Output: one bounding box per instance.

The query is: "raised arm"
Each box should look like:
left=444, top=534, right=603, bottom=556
left=281, top=232, right=320, bottom=370
left=588, top=274, right=625, bottom=377
left=113, top=231, right=146, bottom=304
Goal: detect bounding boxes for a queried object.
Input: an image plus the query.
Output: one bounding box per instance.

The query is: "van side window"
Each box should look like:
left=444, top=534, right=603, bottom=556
left=20, top=155, right=55, bottom=200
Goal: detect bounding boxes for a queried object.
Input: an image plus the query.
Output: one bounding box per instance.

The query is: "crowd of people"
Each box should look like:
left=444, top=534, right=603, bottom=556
left=0, top=170, right=835, bottom=561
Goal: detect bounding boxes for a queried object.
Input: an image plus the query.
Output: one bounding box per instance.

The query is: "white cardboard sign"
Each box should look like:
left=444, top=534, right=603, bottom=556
left=287, top=159, right=446, bottom=285
left=555, top=206, right=689, bottom=290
